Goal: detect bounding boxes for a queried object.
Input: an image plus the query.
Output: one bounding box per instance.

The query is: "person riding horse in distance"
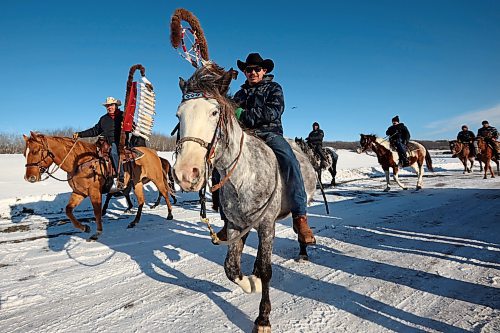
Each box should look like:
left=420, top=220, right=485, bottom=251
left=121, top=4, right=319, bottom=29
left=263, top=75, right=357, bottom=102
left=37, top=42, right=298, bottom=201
left=386, top=115, right=411, bottom=167
left=456, top=125, right=476, bottom=157
left=73, top=97, right=126, bottom=190
left=477, top=120, right=499, bottom=159
left=306, top=122, right=328, bottom=166
left=231, top=52, right=315, bottom=245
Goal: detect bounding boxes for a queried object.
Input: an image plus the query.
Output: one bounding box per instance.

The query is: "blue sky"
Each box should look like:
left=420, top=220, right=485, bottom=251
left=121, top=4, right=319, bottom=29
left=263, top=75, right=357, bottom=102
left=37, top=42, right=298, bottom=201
left=1, top=0, right=499, bottom=141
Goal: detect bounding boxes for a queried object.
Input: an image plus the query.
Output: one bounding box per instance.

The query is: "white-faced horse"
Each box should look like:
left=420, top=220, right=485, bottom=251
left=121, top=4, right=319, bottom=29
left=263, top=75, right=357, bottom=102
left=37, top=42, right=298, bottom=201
left=358, top=134, right=433, bottom=191
left=173, top=63, right=317, bottom=332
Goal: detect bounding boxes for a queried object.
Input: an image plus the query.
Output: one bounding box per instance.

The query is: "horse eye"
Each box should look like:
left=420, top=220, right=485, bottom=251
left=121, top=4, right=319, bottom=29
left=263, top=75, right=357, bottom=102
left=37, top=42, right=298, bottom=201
left=211, top=110, right=218, bottom=117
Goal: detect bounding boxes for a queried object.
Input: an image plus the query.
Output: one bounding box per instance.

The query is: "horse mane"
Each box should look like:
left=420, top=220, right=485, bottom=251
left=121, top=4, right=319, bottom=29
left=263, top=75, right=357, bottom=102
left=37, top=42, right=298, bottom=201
left=375, top=136, right=391, bottom=150
left=184, top=62, right=238, bottom=137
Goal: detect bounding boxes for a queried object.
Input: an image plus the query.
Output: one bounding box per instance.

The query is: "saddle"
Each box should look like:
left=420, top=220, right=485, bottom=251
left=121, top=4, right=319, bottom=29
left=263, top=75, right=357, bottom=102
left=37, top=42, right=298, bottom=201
left=95, top=138, right=145, bottom=192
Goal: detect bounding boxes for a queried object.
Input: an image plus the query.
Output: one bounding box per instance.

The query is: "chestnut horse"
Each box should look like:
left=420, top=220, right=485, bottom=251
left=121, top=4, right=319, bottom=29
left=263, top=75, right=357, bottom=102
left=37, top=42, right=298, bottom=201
left=358, top=134, right=433, bottom=191
left=23, top=132, right=173, bottom=240
left=449, top=140, right=475, bottom=174
left=476, top=137, right=498, bottom=179
left=101, top=157, right=177, bottom=215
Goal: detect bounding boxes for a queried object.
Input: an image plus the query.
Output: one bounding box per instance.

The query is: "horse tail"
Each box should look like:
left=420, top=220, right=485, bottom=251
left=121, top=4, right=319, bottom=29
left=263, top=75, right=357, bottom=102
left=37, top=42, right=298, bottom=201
left=425, top=149, right=434, bottom=172
left=160, top=157, right=176, bottom=196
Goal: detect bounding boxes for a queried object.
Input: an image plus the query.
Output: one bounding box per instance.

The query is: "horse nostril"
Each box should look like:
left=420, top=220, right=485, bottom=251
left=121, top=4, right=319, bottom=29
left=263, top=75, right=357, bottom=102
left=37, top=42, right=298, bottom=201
left=29, top=176, right=37, bottom=183
left=192, top=167, right=200, bottom=179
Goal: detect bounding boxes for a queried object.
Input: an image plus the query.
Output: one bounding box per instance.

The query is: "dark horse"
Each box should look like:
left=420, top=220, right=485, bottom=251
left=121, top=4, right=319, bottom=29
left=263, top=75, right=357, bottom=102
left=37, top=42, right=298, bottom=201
left=101, top=157, right=177, bottom=215
left=295, top=137, right=338, bottom=186
left=173, top=63, right=317, bottom=333
left=449, top=140, right=475, bottom=174
left=24, top=132, right=174, bottom=240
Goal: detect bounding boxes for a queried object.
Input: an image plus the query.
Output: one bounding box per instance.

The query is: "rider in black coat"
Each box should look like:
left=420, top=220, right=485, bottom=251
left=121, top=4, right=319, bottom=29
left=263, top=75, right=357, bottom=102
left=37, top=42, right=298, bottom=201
left=386, top=115, right=411, bottom=167
left=477, top=120, right=499, bottom=158
left=306, top=122, right=327, bottom=165
left=456, top=125, right=476, bottom=156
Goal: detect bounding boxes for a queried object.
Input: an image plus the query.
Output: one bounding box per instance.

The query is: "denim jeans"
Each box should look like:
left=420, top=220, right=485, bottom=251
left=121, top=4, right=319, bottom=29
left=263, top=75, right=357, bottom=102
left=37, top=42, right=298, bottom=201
left=392, top=139, right=408, bottom=163
left=110, top=142, right=124, bottom=180
left=259, top=132, right=307, bottom=217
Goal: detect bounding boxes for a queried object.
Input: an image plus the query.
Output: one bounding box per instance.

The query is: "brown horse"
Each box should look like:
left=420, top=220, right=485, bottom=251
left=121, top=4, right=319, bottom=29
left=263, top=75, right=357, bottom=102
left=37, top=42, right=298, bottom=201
left=358, top=134, right=433, bottom=191
left=101, top=157, right=177, bottom=215
left=23, top=132, right=174, bottom=240
left=449, top=140, right=475, bottom=174
left=476, top=137, right=498, bottom=179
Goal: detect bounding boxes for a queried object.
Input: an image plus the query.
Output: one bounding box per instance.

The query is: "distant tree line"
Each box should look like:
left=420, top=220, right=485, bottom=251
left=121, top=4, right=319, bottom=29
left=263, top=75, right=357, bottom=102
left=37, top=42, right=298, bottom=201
left=1, top=128, right=176, bottom=154
left=324, top=140, right=451, bottom=151
left=1, top=129, right=451, bottom=153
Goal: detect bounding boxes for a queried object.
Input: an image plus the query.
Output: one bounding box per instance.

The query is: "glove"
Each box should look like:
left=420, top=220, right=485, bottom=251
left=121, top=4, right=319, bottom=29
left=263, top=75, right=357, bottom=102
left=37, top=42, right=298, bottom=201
left=73, top=133, right=79, bottom=140
left=235, top=107, right=244, bottom=120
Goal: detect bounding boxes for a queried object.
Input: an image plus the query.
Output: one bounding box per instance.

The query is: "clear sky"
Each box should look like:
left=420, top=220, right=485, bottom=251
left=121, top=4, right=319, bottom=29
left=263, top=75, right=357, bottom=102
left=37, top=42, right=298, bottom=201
left=1, top=0, right=499, bottom=141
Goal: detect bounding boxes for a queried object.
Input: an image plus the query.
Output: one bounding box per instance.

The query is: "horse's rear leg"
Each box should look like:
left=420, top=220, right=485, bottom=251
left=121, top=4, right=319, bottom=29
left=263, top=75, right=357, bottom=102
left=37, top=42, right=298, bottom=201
left=154, top=179, right=173, bottom=220
left=149, top=192, right=162, bottom=209
left=88, top=191, right=103, bottom=241
left=383, top=169, right=391, bottom=192
left=128, top=183, right=145, bottom=228
left=102, top=193, right=112, bottom=216
left=251, top=225, right=274, bottom=332
left=65, top=192, right=90, bottom=233
left=415, top=164, right=424, bottom=190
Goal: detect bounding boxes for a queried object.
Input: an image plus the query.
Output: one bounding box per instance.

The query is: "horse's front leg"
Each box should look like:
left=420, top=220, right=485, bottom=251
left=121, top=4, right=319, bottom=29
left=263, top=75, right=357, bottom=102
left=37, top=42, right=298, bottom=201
left=88, top=189, right=103, bottom=241
left=65, top=192, right=90, bottom=233
left=251, top=223, right=274, bottom=332
left=489, top=161, right=495, bottom=178
left=383, top=169, right=391, bottom=192
left=224, top=225, right=252, bottom=291
left=127, top=182, right=144, bottom=228
left=392, top=167, right=407, bottom=190
left=469, top=158, right=474, bottom=173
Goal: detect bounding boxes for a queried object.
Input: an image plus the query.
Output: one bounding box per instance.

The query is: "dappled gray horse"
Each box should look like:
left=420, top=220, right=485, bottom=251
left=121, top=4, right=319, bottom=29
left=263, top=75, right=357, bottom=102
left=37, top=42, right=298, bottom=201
left=295, top=137, right=338, bottom=186
left=173, top=63, right=316, bottom=333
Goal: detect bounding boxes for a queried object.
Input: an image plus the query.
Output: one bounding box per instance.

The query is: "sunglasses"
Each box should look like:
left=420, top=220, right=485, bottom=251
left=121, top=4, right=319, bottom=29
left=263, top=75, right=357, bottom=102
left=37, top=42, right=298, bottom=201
left=245, top=66, right=262, bottom=73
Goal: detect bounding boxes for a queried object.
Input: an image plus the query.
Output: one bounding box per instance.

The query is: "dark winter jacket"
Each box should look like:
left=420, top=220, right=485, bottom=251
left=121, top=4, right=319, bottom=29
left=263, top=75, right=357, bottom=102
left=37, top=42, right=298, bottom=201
left=457, top=130, right=475, bottom=143
left=307, top=129, right=324, bottom=146
left=233, top=75, right=285, bottom=135
left=78, top=111, right=123, bottom=144
left=386, top=123, right=411, bottom=144
left=477, top=126, right=498, bottom=139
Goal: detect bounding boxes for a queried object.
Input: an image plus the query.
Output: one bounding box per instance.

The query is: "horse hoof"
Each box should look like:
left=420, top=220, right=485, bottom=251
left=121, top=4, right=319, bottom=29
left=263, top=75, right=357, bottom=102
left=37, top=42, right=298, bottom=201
left=167, top=213, right=173, bottom=220
left=124, top=209, right=131, bottom=214
left=87, top=231, right=101, bottom=242
left=383, top=188, right=390, bottom=192
left=416, top=186, right=422, bottom=190
left=403, top=187, right=409, bottom=190
left=127, top=222, right=137, bottom=229
left=252, top=324, right=271, bottom=333
left=295, top=254, right=309, bottom=262
left=82, top=225, right=91, bottom=233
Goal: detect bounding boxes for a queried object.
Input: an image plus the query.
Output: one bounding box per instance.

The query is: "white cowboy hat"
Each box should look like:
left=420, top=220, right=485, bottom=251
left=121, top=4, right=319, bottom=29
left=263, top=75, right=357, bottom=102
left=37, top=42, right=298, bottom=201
left=102, top=96, right=122, bottom=106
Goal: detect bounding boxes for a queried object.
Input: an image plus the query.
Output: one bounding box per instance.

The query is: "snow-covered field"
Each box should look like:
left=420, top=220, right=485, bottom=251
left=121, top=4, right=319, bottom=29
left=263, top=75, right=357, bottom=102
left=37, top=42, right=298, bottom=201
left=1, top=150, right=499, bottom=333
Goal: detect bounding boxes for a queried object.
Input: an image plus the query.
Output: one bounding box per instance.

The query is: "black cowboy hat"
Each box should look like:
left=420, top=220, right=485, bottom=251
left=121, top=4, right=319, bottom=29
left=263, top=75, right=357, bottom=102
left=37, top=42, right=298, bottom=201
left=237, top=53, right=274, bottom=73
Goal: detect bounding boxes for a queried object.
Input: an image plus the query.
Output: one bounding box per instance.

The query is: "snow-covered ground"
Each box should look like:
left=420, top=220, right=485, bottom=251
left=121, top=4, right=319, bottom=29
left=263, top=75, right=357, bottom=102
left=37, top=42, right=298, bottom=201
left=1, top=150, right=499, bottom=333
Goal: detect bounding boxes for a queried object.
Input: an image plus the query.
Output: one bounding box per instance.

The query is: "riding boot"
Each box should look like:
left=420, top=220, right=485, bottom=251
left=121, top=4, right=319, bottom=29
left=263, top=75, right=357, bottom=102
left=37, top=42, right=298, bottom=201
left=292, top=215, right=316, bottom=245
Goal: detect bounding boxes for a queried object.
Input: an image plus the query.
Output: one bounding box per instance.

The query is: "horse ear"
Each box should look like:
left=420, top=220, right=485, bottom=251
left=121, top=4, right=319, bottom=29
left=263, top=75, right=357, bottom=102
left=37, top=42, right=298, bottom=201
left=179, top=77, right=187, bottom=94
left=23, top=134, right=29, bottom=142
left=217, top=68, right=238, bottom=95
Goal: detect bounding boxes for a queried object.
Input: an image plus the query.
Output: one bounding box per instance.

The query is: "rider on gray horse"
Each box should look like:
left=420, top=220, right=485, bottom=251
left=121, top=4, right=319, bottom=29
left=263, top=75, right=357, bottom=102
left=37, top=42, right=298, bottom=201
left=231, top=52, right=315, bottom=245
left=386, top=115, right=411, bottom=167
left=306, top=122, right=328, bottom=167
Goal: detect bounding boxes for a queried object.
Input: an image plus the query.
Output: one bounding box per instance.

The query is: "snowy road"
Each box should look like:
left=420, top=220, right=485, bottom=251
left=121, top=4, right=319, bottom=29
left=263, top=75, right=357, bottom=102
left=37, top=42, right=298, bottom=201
left=1, top=152, right=499, bottom=332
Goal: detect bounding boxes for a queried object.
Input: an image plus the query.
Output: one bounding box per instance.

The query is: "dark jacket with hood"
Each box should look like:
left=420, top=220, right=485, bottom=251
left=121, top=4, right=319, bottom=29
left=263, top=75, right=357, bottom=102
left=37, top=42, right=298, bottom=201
left=78, top=110, right=124, bottom=144
left=386, top=123, right=411, bottom=144
left=233, top=75, right=285, bottom=136
left=307, top=123, right=324, bottom=146
left=457, top=130, right=475, bottom=143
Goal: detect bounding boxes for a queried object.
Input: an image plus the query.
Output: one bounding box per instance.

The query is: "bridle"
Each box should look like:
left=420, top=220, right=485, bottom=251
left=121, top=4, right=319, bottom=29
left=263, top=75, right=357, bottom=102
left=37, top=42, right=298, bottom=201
left=25, top=137, right=80, bottom=182
left=175, top=92, right=244, bottom=193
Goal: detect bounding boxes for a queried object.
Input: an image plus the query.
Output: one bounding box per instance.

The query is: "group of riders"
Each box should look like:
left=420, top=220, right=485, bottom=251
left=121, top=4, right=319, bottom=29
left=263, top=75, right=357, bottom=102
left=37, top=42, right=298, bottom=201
left=454, top=121, right=499, bottom=159
left=70, top=52, right=499, bottom=246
